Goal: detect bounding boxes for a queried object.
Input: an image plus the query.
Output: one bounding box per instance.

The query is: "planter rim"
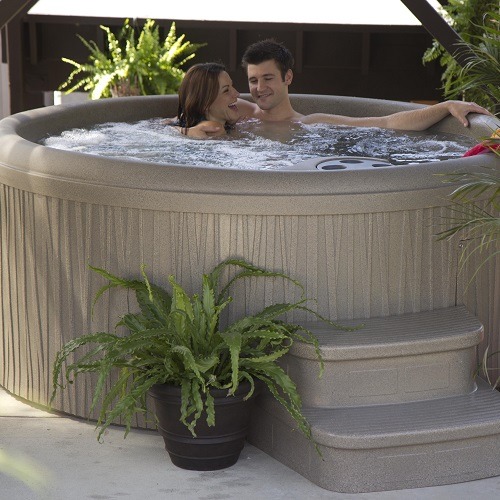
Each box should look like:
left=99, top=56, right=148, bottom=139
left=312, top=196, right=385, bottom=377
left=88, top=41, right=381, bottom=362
left=149, top=380, right=257, bottom=400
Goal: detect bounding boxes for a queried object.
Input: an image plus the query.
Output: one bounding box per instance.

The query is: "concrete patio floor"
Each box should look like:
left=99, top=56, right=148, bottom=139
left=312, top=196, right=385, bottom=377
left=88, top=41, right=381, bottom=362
left=2, top=386, right=500, bottom=500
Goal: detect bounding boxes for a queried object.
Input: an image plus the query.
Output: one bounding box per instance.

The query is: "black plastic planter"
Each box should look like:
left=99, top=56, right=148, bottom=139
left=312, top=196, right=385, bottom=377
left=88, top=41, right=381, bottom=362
left=149, top=382, right=259, bottom=471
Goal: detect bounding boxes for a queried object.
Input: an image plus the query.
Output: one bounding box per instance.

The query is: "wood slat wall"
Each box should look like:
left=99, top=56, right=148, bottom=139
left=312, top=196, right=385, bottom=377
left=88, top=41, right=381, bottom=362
left=8, top=15, right=443, bottom=113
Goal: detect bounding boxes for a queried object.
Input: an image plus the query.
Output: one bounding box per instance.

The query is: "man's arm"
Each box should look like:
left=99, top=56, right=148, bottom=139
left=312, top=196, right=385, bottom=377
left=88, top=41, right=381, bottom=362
left=300, top=101, right=493, bottom=131
left=181, top=121, right=226, bottom=139
left=236, top=98, right=260, bottom=118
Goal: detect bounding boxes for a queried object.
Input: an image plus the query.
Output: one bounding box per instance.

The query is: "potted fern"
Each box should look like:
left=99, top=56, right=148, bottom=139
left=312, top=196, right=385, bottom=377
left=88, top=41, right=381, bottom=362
left=51, top=259, right=352, bottom=470
left=59, top=18, right=205, bottom=99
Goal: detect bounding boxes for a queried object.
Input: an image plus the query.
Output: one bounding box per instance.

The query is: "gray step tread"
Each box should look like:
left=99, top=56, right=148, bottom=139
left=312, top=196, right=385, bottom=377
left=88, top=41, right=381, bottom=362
left=295, top=379, right=500, bottom=449
left=295, top=305, right=483, bottom=360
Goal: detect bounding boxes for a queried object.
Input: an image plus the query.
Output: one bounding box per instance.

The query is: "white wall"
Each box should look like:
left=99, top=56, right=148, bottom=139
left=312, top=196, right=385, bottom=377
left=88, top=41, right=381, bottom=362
left=29, top=0, right=442, bottom=25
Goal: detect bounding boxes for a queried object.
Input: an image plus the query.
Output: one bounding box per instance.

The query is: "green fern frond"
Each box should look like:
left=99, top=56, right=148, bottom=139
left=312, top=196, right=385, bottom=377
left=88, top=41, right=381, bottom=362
left=59, top=19, right=204, bottom=98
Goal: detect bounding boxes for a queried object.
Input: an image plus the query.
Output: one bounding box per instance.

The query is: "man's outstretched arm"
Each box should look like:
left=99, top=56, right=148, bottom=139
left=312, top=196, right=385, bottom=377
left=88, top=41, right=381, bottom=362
left=300, top=101, right=494, bottom=131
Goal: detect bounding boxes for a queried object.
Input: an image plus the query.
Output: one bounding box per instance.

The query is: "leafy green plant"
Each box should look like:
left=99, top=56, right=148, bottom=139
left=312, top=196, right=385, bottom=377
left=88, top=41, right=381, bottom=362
left=59, top=19, right=205, bottom=99
left=51, top=259, right=355, bottom=444
left=432, top=6, right=500, bottom=388
left=476, top=344, right=500, bottom=389
left=436, top=140, right=500, bottom=393
left=445, top=10, right=500, bottom=114
left=436, top=139, right=500, bottom=280
left=0, top=450, right=50, bottom=498
left=423, top=1, right=499, bottom=111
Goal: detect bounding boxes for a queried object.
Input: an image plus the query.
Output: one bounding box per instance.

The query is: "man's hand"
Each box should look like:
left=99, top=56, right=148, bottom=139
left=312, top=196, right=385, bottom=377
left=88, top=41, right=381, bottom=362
left=185, top=121, right=224, bottom=139
left=446, top=101, right=493, bottom=127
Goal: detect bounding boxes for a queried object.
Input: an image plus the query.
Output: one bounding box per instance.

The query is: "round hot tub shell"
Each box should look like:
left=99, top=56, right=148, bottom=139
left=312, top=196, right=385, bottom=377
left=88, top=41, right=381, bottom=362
left=0, top=94, right=498, bottom=424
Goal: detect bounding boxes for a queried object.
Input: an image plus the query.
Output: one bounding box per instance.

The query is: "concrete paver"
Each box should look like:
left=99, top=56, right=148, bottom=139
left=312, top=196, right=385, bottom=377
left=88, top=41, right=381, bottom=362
left=2, top=387, right=500, bottom=500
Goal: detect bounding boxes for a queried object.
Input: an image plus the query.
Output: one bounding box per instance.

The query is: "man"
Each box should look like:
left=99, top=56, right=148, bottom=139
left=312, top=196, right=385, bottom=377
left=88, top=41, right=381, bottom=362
left=188, top=38, right=492, bottom=137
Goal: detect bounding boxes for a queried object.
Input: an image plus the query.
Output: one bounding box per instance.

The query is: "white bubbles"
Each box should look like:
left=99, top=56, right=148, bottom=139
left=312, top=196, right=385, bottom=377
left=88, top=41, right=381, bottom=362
left=44, top=128, right=108, bottom=151
left=42, top=118, right=477, bottom=169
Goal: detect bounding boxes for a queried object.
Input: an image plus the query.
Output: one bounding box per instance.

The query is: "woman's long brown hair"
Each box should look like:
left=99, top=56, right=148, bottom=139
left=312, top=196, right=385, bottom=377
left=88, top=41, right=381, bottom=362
left=177, top=63, right=226, bottom=128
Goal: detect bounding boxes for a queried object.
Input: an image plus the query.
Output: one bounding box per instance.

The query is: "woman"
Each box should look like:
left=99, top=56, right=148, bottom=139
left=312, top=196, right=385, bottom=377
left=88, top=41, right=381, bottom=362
left=176, top=63, right=241, bottom=137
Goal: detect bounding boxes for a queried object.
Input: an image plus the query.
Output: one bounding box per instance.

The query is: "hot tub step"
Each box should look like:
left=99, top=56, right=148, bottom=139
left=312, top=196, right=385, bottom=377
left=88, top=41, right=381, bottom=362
left=249, top=378, right=500, bottom=493
left=287, top=306, right=483, bottom=406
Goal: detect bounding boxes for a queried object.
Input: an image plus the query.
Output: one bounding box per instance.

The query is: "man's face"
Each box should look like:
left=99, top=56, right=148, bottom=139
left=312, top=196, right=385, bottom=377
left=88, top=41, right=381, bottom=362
left=246, top=60, right=292, bottom=110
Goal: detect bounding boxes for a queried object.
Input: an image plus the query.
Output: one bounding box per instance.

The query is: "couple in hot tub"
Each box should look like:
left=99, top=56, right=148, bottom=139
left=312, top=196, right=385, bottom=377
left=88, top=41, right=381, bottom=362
left=173, top=38, right=494, bottom=147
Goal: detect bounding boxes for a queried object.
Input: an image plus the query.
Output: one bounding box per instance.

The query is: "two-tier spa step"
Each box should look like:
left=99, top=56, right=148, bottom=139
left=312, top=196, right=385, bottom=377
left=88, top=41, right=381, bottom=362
left=249, top=378, right=500, bottom=493
left=286, top=305, right=483, bottom=406
left=248, top=305, right=500, bottom=493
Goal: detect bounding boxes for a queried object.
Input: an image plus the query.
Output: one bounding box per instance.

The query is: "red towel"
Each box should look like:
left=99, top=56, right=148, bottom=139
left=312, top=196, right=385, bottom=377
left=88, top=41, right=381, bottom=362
left=463, top=128, right=500, bottom=157
left=463, top=143, right=500, bottom=157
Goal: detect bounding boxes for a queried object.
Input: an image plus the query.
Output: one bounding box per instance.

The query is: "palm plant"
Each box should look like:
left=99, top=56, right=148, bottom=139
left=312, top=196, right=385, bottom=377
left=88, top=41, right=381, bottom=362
left=435, top=7, right=500, bottom=272
left=444, top=10, right=500, bottom=114
left=423, top=0, right=499, bottom=111
left=436, top=144, right=500, bottom=280
left=51, top=259, right=354, bottom=444
left=433, top=7, right=500, bottom=391
left=59, top=19, right=204, bottom=99
left=437, top=142, right=500, bottom=387
left=0, top=450, right=49, bottom=497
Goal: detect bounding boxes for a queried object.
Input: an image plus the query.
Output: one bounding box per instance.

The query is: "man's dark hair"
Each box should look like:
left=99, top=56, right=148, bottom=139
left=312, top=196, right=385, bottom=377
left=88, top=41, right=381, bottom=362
left=241, top=39, right=294, bottom=80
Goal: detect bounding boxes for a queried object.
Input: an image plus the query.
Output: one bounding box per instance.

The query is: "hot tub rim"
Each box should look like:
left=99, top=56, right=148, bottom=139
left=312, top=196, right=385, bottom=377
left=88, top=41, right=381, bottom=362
left=0, top=94, right=498, bottom=216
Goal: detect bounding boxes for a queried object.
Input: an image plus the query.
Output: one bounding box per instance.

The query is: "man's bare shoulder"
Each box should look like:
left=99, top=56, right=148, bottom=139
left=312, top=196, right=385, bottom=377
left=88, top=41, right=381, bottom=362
left=236, top=98, right=260, bottom=118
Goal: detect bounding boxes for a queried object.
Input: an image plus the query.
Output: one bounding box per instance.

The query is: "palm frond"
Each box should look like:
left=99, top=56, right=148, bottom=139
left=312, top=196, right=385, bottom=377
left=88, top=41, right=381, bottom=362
left=423, top=4, right=500, bottom=111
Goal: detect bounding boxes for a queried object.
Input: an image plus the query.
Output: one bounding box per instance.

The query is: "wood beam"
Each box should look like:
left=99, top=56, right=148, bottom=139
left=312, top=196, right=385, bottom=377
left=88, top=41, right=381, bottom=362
left=400, top=0, right=472, bottom=67
left=7, top=15, right=22, bottom=113
left=4, top=1, right=38, bottom=114
left=0, top=0, right=38, bottom=29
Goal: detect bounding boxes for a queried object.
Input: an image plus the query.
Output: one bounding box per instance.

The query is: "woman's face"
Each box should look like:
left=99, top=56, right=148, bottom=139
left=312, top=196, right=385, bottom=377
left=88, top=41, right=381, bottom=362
left=205, top=71, right=241, bottom=125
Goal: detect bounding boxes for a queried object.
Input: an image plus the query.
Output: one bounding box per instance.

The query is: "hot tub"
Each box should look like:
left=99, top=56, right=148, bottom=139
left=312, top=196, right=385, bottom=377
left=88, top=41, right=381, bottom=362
left=0, top=94, right=498, bottom=424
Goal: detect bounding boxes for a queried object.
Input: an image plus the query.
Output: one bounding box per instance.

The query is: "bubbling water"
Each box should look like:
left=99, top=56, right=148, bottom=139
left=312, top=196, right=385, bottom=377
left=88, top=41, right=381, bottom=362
left=43, top=118, right=476, bottom=170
